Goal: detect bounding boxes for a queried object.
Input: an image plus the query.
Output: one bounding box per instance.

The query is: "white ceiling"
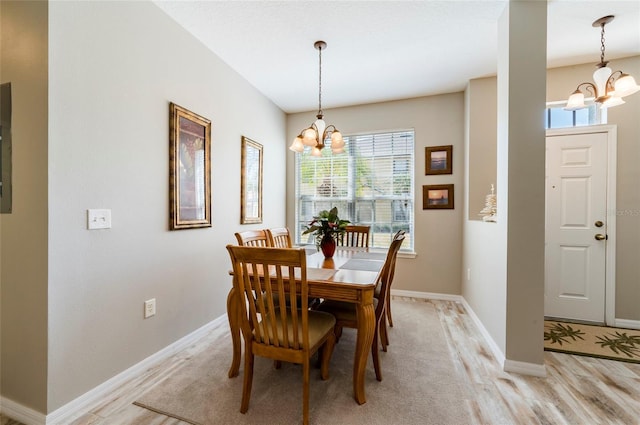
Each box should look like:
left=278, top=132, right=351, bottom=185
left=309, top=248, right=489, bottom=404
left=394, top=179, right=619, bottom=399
left=154, top=0, right=640, bottom=113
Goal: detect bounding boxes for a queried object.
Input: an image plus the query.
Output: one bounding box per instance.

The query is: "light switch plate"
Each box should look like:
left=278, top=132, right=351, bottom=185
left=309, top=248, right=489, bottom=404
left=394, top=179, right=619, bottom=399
left=87, top=209, right=112, bottom=230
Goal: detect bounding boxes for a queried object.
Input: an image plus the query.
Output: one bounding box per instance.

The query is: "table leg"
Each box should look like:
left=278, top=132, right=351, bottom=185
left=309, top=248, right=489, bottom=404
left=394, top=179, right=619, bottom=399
left=227, top=287, right=241, bottom=378
left=353, top=295, right=375, bottom=404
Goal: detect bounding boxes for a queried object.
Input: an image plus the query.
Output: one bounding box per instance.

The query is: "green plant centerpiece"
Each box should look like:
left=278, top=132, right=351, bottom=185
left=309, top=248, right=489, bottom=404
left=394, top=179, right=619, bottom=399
left=302, top=207, right=350, bottom=258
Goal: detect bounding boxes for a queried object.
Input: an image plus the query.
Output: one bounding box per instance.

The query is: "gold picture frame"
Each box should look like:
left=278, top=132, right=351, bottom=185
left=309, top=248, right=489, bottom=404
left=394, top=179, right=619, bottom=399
left=240, top=136, right=263, bottom=224
left=169, top=102, right=212, bottom=230
left=423, top=184, right=454, bottom=210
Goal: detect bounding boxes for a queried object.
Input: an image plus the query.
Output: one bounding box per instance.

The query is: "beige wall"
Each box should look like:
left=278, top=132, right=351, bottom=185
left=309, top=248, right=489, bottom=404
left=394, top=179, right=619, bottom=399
left=467, top=77, right=497, bottom=220
left=287, top=94, right=465, bottom=296
left=0, top=0, right=49, bottom=412
left=2, top=0, right=287, bottom=414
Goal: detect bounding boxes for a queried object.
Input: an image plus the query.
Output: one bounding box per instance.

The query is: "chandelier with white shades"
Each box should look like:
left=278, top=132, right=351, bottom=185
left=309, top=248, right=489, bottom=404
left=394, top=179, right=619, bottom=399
left=565, top=15, right=640, bottom=111
left=289, top=41, right=344, bottom=156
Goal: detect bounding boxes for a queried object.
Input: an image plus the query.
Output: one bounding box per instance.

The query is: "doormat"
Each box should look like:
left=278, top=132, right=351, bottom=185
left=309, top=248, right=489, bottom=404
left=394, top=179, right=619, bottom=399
left=544, top=320, right=640, bottom=363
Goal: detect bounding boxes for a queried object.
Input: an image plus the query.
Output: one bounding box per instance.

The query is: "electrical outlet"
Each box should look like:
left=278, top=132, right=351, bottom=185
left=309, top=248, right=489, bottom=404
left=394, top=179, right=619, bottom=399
left=467, top=268, right=471, bottom=281
left=144, top=298, right=156, bottom=318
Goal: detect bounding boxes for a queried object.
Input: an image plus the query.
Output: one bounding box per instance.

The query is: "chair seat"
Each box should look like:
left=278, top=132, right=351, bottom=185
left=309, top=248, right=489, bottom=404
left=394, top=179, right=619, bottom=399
left=316, top=299, right=378, bottom=322
left=256, top=310, right=336, bottom=346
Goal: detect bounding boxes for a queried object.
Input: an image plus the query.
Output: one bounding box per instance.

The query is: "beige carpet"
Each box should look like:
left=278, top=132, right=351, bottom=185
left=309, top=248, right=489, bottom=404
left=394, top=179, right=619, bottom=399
left=134, top=300, right=471, bottom=424
left=544, top=320, right=640, bottom=363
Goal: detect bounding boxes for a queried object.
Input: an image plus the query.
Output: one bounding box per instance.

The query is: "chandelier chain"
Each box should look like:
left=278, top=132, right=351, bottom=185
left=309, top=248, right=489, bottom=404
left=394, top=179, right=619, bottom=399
left=600, top=23, right=606, bottom=65
left=318, top=44, right=323, bottom=116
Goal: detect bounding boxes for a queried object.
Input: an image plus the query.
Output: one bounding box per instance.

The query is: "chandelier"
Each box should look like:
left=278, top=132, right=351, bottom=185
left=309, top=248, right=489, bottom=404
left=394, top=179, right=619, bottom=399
left=565, top=15, right=640, bottom=111
left=289, top=41, right=345, bottom=156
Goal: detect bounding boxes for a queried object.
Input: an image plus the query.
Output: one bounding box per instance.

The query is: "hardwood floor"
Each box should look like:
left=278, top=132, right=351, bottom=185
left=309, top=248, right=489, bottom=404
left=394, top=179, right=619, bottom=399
left=3, top=298, right=640, bottom=424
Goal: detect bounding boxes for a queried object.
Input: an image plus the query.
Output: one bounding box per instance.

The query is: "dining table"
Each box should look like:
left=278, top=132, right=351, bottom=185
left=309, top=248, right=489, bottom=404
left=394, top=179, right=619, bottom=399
left=226, top=245, right=387, bottom=405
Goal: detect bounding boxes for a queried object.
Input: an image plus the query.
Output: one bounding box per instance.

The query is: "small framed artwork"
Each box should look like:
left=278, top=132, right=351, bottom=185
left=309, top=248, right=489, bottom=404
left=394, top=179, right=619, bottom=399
left=169, top=102, right=212, bottom=230
left=240, top=136, right=263, bottom=224
left=425, top=145, right=453, bottom=175
left=423, top=184, right=455, bottom=210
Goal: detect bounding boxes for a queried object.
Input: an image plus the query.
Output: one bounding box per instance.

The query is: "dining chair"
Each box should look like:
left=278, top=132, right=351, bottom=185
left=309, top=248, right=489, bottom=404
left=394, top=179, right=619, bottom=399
left=379, top=230, right=406, bottom=340
left=338, top=225, right=370, bottom=247
left=235, top=230, right=270, bottom=247
left=266, top=227, right=293, bottom=248
left=376, top=230, right=405, bottom=350
left=226, top=245, right=336, bottom=425
left=316, top=232, right=405, bottom=381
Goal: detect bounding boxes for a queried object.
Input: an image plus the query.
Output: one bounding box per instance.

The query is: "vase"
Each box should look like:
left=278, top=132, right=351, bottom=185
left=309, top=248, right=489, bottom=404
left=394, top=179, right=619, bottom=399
left=320, top=234, right=336, bottom=258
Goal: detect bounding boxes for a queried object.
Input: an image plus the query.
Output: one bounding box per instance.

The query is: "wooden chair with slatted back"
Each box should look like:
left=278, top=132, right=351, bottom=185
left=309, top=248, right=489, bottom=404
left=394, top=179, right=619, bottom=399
left=375, top=230, right=406, bottom=342
left=226, top=245, right=336, bottom=425
left=377, top=230, right=405, bottom=351
left=317, top=233, right=405, bottom=382
left=266, top=227, right=293, bottom=248
left=235, top=230, right=269, bottom=247
left=338, top=225, right=370, bottom=247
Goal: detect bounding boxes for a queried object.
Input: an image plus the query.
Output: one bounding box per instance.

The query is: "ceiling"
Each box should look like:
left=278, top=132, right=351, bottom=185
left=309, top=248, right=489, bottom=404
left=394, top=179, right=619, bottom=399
left=154, top=1, right=640, bottom=114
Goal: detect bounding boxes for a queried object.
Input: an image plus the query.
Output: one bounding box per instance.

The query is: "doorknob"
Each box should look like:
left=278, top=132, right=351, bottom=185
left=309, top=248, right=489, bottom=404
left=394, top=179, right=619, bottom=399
left=595, top=220, right=604, bottom=228
left=595, top=234, right=607, bottom=241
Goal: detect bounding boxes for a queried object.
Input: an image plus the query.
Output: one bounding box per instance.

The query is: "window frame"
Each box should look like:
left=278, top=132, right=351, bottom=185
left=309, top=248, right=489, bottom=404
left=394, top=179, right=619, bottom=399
left=293, top=129, right=415, bottom=251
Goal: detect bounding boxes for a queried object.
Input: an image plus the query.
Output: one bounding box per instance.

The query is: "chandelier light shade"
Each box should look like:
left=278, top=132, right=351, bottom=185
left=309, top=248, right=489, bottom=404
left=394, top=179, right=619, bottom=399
left=289, top=41, right=344, bottom=155
left=565, top=15, right=640, bottom=111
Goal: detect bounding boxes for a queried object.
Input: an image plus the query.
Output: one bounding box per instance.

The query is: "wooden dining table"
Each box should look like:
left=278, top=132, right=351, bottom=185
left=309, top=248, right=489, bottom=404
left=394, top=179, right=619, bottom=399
left=226, top=245, right=387, bottom=405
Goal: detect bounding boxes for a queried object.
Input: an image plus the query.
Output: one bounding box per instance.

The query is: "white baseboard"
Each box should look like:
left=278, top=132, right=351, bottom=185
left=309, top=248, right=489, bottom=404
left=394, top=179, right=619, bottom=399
left=393, top=290, right=547, bottom=377
left=458, top=297, right=507, bottom=367
left=0, top=397, right=47, bottom=425
left=391, top=289, right=463, bottom=302
left=504, top=359, right=547, bottom=377
left=615, top=318, right=640, bottom=330
left=45, top=315, right=227, bottom=425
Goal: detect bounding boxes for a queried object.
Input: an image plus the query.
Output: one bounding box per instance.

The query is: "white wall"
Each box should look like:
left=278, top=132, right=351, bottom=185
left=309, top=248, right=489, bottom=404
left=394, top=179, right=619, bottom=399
left=45, top=1, right=285, bottom=412
left=286, top=94, right=465, bottom=296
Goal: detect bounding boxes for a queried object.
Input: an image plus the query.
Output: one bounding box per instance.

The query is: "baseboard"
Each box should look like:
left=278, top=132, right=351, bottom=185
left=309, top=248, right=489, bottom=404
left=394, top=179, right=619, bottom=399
left=391, top=289, right=510, bottom=368
left=391, top=289, right=463, bottom=302
left=0, top=396, right=47, bottom=425
left=45, top=314, right=228, bottom=425
left=615, top=318, right=640, bottom=330
left=458, top=297, right=507, bottom=367
left=504, top=359, right=547, bottom=377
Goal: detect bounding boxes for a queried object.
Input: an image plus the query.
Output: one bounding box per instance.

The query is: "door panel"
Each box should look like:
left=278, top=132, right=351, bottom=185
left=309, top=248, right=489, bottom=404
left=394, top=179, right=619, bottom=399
left=545, top=131, right=608, bottom=323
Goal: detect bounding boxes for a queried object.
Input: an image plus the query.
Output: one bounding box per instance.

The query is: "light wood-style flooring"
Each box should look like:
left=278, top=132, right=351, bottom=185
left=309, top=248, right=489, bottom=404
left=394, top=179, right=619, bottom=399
left=3, top=297, right=639, bottom=425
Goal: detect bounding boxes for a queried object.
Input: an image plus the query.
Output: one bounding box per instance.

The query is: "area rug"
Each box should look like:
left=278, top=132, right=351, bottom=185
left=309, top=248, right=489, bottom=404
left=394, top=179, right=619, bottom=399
left=134, top=299, right=471, bottom=425
left=544, top=320, right=640, bottom=363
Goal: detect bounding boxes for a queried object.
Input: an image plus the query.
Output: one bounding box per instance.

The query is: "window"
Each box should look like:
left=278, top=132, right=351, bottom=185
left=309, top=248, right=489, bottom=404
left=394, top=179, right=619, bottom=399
left=545, top=102, right=603, bottom=129
left=295, top=130, right=414, bottom=250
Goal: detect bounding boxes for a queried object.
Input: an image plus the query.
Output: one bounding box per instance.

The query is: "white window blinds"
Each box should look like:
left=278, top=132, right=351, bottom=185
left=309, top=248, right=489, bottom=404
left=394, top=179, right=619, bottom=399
left=294, top=130, right=414, bottom=250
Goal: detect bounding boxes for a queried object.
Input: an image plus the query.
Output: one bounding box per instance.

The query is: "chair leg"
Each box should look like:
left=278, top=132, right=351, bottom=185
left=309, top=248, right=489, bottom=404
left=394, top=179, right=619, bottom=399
left=371, top=322, right=382, bottom=382
left=240, top=350, right=254, bottom=413
left=386, top=293, right=394, bottom=327
left=380, top=316, right=389, bottom=352
left=320, top=333, right=335, bottom=380
left=302, top=359, right=310, bottom=425
left=274, top=360, right=282, bottom=369
left=335, top=325, right=343, bottom=343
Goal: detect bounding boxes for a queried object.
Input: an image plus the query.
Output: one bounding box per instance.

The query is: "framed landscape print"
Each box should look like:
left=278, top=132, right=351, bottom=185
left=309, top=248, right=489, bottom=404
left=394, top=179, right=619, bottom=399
left=169, top=102, right=212, bottom=230
left=425, top=145, right=453, bottom=175
left=423, top=184, right=454, bottom=210
left=240, top=136, right=263, bottom=224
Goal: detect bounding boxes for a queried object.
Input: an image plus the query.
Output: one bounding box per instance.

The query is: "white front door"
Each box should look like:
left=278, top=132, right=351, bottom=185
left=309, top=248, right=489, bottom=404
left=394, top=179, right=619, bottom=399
left=545, top=128, right=614, bottom=323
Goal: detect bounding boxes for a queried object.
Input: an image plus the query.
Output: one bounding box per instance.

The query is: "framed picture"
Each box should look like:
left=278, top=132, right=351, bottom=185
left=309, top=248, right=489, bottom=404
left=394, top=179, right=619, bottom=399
left=169, top=102, right=212, bottom=230
left=423, top=184, right=454, bottom=210
left=240, top=136, right=263, bottom=224
left=425, top=145, right=453, bottom=175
